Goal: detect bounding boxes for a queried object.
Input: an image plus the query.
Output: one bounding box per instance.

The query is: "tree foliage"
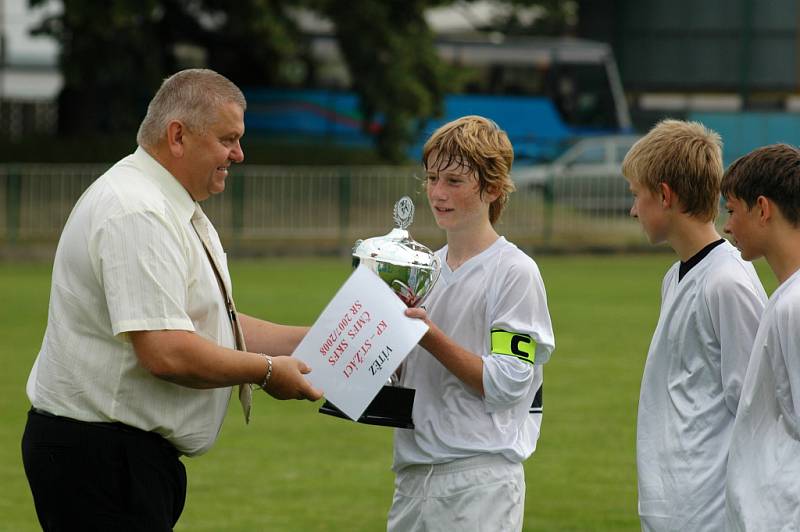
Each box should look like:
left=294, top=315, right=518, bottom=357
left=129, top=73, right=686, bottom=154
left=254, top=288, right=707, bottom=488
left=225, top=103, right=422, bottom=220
left=316, top=0, right=450, bottom=161
left=29, top=0, right=571, bottom=161
left=29, top=0, right=172, bottom=134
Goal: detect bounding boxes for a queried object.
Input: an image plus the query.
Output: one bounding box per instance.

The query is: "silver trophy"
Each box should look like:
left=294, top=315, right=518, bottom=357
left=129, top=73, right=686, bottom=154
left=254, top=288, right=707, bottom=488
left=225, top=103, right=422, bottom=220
left=319, top=197, right=441, bottom=428
left=351, top=196, right=441, bottom=307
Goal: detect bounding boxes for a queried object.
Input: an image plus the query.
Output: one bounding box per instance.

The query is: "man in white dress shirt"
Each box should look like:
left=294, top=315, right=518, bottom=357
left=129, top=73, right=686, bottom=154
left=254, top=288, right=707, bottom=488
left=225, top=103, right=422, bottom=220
left=622, top=120, right=766, bottom=531
left=722, top=144, right=800, bottom=531
left=21, top=69, right=322, bottom=531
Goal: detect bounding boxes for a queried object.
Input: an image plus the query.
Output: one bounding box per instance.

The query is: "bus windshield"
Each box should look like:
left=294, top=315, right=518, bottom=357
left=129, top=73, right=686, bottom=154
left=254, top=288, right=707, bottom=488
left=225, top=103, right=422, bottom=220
left=436, top=37, right=628, bottom=133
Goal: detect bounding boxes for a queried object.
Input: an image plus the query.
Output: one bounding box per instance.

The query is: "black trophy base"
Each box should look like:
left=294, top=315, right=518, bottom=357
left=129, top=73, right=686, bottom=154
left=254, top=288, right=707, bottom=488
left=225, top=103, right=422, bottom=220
left=319, top=385, right=415, bottom=429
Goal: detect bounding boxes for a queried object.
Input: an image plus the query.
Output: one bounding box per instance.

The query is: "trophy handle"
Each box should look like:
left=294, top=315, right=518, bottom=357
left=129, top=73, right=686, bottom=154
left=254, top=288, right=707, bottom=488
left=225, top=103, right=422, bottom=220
left=430, top=255, right=442, bottom=286
left=414, top=255, right=442, bottom=308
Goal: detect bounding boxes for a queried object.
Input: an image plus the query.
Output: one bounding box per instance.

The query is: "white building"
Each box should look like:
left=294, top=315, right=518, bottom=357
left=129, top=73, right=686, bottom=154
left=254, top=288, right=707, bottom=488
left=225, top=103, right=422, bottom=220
left=0, top=0, right=61, bottom=99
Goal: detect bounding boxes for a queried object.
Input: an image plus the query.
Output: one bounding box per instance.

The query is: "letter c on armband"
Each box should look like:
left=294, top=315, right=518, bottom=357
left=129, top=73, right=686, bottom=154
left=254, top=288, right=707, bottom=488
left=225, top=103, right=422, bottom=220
left=490, top=328, right=536, bottom=365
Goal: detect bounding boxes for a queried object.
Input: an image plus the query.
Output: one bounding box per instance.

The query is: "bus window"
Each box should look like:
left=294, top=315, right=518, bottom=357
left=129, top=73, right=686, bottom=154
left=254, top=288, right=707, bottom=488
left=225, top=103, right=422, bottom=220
left=445, top=40, right=623, bottom=131
left=458, top=64, right=547, bottom=96
left=548, top=63, right=617, bottom=130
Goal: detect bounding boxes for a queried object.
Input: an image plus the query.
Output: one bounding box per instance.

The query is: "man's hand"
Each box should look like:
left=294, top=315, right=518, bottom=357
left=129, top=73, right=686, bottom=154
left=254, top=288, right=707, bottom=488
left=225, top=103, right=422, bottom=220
left=262, top=356, right=324, bottom=401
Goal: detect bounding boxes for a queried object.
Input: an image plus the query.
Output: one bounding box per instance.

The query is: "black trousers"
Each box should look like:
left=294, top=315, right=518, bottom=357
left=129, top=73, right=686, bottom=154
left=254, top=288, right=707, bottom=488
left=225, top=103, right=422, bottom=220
left=21, top=408, right=187, bottom=532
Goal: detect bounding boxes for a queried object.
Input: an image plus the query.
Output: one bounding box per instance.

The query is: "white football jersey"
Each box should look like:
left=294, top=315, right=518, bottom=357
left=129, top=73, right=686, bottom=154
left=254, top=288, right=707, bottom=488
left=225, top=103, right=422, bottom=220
left=393, top=237, right=555, bottom=470
left=726, top=268, right=800, bottom=531
left=637, top=241, right=766, bottom=531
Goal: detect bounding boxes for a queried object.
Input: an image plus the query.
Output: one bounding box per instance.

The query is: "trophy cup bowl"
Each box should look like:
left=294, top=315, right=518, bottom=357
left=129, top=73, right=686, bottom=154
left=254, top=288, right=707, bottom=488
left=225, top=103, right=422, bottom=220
left=318, top=197, right=441, bottom=428
left=352, top=228, right=440, bottom=308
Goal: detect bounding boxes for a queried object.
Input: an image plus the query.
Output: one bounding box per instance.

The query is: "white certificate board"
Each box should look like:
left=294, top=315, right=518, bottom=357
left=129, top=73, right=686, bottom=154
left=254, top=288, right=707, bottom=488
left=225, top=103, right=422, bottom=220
left=291, top=264, right=428, bottom=420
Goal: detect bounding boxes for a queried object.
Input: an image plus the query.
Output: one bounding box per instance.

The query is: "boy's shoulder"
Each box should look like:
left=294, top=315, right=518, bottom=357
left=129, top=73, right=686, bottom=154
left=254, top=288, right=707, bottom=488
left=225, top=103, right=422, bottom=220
left=662, top=241, right=759, bottom=293
left=701, top=242, right=758, bottom=288
left=694, top=243, right=768, bottom=312
left=469, top=239, right=544, bottom=295
left=773, top=270, right=800, bottom=315
left=493, top=238, right=541, bottom=274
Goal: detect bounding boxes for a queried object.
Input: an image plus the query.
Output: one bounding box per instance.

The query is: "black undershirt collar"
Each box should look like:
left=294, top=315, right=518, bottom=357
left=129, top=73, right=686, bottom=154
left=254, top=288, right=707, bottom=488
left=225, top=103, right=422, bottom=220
left=678, top=238, right=726, bottom=281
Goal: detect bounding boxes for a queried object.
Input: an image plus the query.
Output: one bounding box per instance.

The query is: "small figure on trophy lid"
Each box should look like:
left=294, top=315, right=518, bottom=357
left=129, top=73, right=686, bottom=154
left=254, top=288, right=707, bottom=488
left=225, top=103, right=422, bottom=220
left=393, top=196, right=414, bottom=230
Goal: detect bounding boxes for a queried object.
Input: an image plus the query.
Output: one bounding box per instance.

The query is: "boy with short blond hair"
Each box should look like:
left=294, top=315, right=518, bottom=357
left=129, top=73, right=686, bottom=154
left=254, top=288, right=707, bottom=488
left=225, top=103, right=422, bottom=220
left=722, top=143, right=800, bottom=531
left=623, top=119, right=767, bottom=531
left=622, top=119, right=723, bottom=221
left=389, top=115, right=555, bottom=531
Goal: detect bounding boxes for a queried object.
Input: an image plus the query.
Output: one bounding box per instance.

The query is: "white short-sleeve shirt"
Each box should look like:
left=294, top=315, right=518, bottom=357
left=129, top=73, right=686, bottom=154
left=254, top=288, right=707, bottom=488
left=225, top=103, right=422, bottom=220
left=637, top=242, right=767, bottom=531
left=26, top=147, right=235, bottom=456
left=393, top=237, right=555, bottom=470
left=726, top=268, right=800, bottom=531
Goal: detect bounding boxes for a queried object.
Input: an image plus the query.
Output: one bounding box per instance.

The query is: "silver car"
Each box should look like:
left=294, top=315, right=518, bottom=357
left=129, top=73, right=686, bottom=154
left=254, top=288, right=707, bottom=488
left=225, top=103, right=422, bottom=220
left=512, top=135, right=641, bottom=214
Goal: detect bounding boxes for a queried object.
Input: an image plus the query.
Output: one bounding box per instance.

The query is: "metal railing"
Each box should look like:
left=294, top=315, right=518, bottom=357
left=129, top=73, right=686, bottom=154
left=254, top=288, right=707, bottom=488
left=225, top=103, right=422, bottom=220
left=0, top=163, right=647, bottom=254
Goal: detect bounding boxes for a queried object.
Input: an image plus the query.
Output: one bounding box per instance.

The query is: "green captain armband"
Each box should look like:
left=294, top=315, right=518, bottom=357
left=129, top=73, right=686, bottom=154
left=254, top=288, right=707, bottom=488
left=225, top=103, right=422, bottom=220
left=490, top=329, right=536, bottom=365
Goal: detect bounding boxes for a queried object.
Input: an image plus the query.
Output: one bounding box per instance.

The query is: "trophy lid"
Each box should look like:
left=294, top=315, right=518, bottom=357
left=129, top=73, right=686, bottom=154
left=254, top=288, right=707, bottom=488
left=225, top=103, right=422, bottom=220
left=352, top=197, right=438, bottom=271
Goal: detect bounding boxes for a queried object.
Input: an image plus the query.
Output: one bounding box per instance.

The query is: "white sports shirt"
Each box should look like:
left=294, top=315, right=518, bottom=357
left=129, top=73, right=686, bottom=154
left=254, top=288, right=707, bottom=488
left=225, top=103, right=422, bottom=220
left=26, top=147, right=234, bottom=456
left=726, top=268, right=800, bottom=531
left=393, top=237, right=555, bottom=470
left=637, top=241, right=767, bottom=531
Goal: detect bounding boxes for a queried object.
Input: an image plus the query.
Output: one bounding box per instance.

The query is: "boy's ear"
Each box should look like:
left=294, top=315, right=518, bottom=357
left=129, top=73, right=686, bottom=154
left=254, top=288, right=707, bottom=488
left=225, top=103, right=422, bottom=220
left=658, top=182, right=674, bottom=208
left=756, top=195, right=772, bottom=224
left=483, top=183, right=501, bottom=203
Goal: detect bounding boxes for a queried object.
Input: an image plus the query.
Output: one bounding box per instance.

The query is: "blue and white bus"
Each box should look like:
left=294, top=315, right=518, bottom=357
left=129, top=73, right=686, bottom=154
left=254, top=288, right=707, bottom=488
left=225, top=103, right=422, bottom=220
left=244, top=35, right=632, bottom=162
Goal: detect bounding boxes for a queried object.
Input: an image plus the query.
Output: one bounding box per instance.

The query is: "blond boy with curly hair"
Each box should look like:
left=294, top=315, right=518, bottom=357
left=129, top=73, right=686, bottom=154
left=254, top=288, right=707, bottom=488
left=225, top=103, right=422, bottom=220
left=388, top=116, right=555, bottom=531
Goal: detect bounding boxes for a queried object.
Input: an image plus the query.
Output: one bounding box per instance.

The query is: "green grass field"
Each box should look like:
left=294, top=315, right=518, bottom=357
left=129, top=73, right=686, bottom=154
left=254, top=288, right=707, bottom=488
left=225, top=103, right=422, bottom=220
left=0, top=255, right=778, bottom=532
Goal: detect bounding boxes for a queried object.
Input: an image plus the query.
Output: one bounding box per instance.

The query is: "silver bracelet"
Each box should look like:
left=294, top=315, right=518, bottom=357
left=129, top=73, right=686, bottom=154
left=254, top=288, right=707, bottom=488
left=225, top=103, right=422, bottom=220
left=257, top=353, right=272, bottom=389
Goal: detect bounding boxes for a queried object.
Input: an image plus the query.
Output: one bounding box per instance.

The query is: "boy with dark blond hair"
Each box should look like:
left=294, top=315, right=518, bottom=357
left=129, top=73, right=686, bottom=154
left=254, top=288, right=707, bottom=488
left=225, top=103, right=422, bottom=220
left=622, top=119, right=767, bottom=531
left=388, top=115, right=555, bottom=531
left=722, top=143, right=800, bottom=531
